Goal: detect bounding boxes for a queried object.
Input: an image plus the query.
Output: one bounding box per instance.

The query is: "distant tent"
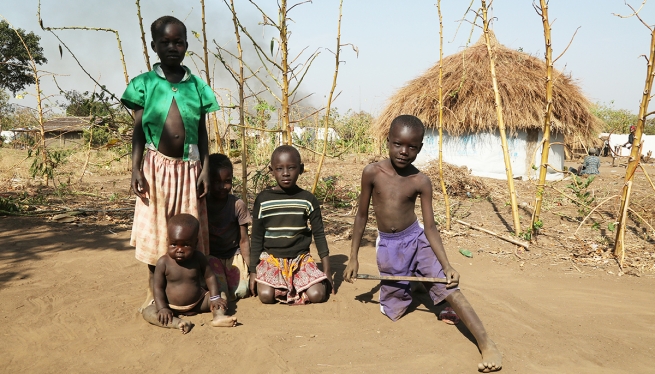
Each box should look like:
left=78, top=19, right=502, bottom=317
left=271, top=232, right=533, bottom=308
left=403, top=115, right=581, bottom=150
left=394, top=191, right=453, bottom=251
left=374, top=32, right=601, bottom=179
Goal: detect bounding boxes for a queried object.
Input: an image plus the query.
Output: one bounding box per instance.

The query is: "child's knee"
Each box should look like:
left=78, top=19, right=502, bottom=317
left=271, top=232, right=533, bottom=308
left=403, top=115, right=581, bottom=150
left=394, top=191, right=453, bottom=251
left=257, top=285, right=276, bottom=304
left=305, top=282, right=327, bottom=303
left=141, top=304, right=158, bottom=321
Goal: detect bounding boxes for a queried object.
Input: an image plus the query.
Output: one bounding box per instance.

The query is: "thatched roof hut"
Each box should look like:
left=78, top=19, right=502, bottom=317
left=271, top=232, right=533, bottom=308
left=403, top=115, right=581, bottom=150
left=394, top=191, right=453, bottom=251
left=374, top=32, right=601, bottom=179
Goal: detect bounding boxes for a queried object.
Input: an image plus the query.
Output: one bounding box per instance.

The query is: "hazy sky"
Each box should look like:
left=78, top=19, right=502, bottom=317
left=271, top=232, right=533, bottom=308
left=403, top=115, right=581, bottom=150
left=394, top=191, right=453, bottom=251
left=2, top=0, right=654, bottom=116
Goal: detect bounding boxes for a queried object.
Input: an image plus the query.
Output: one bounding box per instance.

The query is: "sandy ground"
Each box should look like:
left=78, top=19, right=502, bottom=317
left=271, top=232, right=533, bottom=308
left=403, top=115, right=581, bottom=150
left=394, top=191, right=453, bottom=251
left=1, top=214, right=654, bottom=373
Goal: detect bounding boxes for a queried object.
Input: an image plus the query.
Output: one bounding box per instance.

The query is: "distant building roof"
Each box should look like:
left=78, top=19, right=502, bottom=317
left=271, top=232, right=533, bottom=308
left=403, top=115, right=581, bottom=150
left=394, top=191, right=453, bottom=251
left=41, top=117, right=92, bottom=133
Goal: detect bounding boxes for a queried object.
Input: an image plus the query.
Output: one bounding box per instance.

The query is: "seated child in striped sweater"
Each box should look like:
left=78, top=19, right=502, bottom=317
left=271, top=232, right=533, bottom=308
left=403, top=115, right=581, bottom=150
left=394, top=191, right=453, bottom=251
left=249, top=145, right=334, bottom=305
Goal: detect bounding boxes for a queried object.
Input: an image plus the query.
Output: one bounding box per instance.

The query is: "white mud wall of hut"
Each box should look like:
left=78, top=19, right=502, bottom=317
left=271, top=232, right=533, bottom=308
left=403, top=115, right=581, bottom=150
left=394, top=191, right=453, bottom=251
left=414, top=128, right=565, bottom=180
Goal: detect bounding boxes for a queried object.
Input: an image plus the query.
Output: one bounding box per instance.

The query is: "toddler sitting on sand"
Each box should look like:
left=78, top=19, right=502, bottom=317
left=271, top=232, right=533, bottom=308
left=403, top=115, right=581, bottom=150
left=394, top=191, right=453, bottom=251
left=141, top=214, right=237, bottom=333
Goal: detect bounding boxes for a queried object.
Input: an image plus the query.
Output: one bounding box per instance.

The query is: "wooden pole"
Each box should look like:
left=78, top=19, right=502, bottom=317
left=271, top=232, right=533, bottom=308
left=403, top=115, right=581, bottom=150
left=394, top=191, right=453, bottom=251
left=531, top=0, right=554, bottom=236
left=614, top=25, right=655, bottom=258
left=615, top=181, right=633, bottom=268
left=480, top=0, right=521, bottom=235
left=436, top=0, right=451, bottom=231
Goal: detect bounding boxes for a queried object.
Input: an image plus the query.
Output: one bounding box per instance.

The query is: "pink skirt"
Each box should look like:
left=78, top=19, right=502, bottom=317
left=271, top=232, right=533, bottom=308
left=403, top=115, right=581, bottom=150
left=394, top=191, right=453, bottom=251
left=131, top=149, right=209, bottom=265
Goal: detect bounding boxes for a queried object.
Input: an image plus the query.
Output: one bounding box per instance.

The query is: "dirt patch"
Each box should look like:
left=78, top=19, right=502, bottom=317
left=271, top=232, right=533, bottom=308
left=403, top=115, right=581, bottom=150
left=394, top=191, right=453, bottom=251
left=1, top=148, right=654, bottom=372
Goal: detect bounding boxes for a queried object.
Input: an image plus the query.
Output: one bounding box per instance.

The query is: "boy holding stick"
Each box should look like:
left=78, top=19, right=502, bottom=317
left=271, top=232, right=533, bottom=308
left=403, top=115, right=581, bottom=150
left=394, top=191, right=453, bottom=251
left=343, top=115, right=502, bottom=372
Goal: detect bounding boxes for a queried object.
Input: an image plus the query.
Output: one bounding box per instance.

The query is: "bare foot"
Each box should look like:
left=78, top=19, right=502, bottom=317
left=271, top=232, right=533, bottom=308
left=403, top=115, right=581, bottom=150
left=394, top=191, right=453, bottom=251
left=478, top=340, right=502, bottom=372
left=211, top=315, right=238, bottom=327
left=175, top=319, right=193, bottom=334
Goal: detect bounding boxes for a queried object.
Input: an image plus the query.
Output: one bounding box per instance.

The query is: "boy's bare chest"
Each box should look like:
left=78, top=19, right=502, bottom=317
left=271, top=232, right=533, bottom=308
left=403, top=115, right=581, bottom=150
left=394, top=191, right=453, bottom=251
left=372, top=175, right=418, bottom=203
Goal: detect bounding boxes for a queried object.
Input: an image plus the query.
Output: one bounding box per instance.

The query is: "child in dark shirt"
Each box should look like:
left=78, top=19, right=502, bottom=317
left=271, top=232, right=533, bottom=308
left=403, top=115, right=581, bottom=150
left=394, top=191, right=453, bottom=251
left=206, top=154, right=252, bottom=300
left=249, top=145, right=333, bottom=305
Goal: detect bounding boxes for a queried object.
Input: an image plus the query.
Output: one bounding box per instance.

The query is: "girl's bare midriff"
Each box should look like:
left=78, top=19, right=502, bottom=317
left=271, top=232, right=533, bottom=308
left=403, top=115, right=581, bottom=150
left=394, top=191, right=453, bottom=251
left=158, top=99, right=186, bottom=158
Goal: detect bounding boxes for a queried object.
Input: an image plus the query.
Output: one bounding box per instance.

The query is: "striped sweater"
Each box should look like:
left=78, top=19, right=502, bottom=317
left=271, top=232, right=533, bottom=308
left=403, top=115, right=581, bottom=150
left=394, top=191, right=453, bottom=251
left=249, top=186, right=329, bottom=272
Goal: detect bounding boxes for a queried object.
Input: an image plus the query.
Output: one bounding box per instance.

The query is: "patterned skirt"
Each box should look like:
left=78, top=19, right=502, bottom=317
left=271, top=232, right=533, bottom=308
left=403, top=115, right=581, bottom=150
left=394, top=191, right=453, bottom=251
left=131, top=149, right=209, bottom=265
left=255, top=252, right=327, bottom=305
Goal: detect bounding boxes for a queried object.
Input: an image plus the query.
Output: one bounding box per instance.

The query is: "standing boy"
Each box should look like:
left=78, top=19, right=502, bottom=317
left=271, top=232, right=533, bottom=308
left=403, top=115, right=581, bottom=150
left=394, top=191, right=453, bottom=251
left=121, top=16, right=219, bottom=310
left=343, top=115, right=502, bottom=372
left=249, top=145, right=333, bottom=305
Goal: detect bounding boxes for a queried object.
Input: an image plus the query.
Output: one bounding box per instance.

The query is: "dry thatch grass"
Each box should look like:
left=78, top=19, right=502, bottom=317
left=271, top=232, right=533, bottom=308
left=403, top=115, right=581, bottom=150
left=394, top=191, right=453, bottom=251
left=374, top=32, right=602, bottom=141
left=423, top=160, right=489, bottom=198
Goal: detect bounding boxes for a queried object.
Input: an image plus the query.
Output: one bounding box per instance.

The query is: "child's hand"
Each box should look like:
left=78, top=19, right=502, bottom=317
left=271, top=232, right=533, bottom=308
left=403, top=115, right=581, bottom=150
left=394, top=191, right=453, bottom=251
left=248, top=273, right=258, bottom=296
left=209, top=297, right=227, bottom=312
left=131, top=169, right=149, bottom=199
left=197, top=170, right=210, bottom=199
left=342, top=259, right=359, bottom=283
left=443, top=266, right=460, bottom=289
left=157, top=307, right=174, bottom=325
left=325, top=272, right=335, bottom=294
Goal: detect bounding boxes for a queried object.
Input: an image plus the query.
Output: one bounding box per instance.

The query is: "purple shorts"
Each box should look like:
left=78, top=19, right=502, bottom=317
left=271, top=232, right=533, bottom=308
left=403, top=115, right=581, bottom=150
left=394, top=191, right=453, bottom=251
left=376, top=220, right=457, bottom=321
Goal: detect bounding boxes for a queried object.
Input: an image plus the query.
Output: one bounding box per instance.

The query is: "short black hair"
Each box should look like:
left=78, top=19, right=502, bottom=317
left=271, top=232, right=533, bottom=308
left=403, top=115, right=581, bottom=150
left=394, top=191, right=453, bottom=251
left=389, top=115, right=425, bottom=139
left=168, top=213, right=199, bottom=237
left=150, top=16, right=187, bottom=41
left=271, top=145, right=301, bottom=164
left=208, top=153, right=233, bottom=176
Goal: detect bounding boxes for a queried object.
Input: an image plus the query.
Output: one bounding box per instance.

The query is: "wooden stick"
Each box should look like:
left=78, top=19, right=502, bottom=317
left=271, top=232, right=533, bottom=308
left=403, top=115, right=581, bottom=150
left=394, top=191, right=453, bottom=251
left=356, top=274, right=448, bottom=283
left=574, top=194, right=619, bottom=235
left=639, top=164, right=655, bottom=193
left=615, top=181, right=633, bottom=268
left=455, top=219, right=530, bottom=249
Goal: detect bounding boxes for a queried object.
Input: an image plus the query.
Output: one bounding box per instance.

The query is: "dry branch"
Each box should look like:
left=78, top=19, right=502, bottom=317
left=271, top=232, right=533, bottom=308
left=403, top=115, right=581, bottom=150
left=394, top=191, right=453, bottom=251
left=312, top=0, right=343, bottom=194
left=639, top=163, right=655, bottom=192
left=135, top=0, right=151, bottom=71
left=574, top=195, right=619, bottom=235
left=455, top=219, right=530, bottom=249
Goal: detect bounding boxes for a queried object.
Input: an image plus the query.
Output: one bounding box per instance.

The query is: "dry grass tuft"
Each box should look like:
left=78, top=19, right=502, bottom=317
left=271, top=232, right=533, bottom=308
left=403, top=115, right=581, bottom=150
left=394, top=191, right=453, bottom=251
left=423, top=160, right=489, bottom=198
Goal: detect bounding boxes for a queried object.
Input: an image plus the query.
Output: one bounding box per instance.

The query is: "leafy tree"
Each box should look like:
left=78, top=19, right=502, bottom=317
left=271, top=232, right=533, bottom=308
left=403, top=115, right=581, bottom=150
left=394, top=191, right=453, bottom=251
left=592, top=101, right=655, bottom=135
left=61, top=90, right=112, bottom=117
left=592, top=101, right=638, bottom=134
left=0, top=89, right=13, bottom=131
left=0, top=21, right=48, bottom=94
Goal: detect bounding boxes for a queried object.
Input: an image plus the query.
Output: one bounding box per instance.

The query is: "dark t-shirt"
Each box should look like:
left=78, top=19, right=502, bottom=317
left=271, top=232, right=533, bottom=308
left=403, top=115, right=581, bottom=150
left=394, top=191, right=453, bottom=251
left=207, top=194, right=252, bottom=258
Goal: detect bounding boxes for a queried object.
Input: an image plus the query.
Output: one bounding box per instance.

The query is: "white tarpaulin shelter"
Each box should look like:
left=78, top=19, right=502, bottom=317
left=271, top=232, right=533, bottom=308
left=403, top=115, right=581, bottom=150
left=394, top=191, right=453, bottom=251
left=601, top=132, right=655, bottom=157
